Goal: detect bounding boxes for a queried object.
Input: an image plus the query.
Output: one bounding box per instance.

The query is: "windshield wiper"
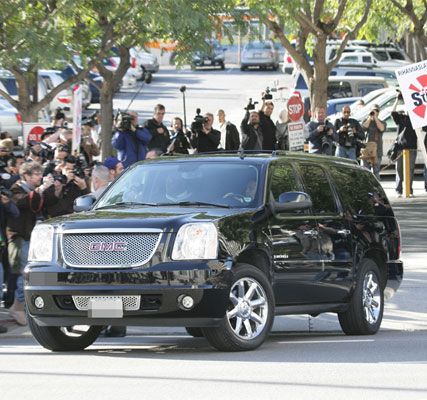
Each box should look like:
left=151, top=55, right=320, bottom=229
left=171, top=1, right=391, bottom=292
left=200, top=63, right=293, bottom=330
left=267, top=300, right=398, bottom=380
left=156, top=201, right=231, bottom=209
left=96, top=201, right=157, bottom=210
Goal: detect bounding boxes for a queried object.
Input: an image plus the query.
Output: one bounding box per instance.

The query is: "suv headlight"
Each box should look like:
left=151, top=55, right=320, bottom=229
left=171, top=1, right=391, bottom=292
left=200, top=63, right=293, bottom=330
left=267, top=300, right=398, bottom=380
left=28, top=224, right=55, bottom=262
left=172, top=223, right=218, bottom=260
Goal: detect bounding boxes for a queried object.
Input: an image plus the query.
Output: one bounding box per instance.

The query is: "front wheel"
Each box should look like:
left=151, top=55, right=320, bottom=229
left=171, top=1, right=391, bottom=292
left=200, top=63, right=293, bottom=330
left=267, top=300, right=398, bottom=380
left=338, top=259, right=384, bottom=335
left=202, top=264, right=274, bottom=351
left=28, top=313, right=103, bottom=351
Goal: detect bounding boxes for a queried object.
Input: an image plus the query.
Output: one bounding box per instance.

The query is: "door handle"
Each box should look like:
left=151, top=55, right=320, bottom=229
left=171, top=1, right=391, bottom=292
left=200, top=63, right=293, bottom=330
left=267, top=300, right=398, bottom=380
left=337, top=229, right=351, bottom=236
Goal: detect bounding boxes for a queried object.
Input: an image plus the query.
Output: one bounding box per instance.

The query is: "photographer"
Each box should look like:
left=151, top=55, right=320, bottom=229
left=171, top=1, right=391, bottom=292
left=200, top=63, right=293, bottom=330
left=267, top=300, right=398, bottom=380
left=80, top=120, right=100, bottom=164
left=307, top=107, right=335, bottom=155
left=43, top=155, right=89, bottom=218
left=334, top=105, right=364, bottom=160
left=391, top=92, right=417, bottom=197
left=145, top=104, right=171, bottom=154
left=112, top=111, right=152, bottom=168
left=189, top=112, right=221, bottom=153
left=362, top=105, right=386, bottom=178
left=168, top=117, right=191, bottom=154
left=241, top=107, right=263, bottom=150
left=216, top=109, right=240, bottom=151
left=259, top=91, right=277, bottom=150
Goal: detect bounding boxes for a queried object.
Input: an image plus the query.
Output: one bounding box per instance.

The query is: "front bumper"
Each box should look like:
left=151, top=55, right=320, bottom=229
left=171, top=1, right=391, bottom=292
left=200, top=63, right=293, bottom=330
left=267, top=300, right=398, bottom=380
left=385, top=260, right=403, bottom=299
left=24, top=262, right=232, bottom=327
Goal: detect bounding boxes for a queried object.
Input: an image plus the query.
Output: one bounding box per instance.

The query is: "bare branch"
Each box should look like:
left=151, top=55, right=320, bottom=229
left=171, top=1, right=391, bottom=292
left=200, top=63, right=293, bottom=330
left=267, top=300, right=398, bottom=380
left=303, top=0, right=312, bottom=20
left=313, top=0, right=325, bottom=22
left=333, top=0, right=349, bottom=28
left=0, top=88, right=18, bottom=109
left=294, top=11, right=323, bottom=35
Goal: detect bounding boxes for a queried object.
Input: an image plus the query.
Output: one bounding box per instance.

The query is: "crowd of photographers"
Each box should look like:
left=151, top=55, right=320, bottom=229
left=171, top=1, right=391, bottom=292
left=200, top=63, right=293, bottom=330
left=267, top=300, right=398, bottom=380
left=1, top=88, right=427, bottom=333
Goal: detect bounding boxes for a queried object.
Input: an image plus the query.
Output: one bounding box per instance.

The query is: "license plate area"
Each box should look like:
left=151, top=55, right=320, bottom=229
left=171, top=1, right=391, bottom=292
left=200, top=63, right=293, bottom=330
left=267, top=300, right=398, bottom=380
left=88, top=297, right=124, bottom=318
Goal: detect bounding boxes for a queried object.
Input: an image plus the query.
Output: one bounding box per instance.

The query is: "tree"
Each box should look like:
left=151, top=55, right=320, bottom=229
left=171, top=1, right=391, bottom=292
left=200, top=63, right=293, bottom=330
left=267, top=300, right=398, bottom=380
left=241, top=0, right=372, bottom=111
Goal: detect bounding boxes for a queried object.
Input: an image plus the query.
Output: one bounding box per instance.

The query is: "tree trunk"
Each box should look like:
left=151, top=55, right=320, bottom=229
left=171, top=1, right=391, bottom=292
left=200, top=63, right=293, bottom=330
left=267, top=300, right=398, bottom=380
left=310, top=36, right=329, bottom=113
left=99, top=79, right=115, bottom=160
left=414, top=31, right=427, bottom=61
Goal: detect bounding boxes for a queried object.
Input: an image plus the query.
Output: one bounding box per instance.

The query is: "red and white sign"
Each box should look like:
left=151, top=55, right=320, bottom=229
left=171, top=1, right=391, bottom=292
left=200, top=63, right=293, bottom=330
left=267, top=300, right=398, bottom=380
left=23, top=122, right=51, bottom=145
left=72, top=84, right=83, bottom=154
left=395, top=60, right=427, bottom=129
left=287, top=95, right=304, bottom=122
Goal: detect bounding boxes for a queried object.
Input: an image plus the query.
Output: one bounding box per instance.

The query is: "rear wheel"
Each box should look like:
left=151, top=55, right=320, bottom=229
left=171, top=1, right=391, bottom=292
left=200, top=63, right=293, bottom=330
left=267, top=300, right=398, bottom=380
left=202, top=264, right=274, bottom=351
left=28, top=313, right=102, bottom=351
left=240, top=65, right=246, bottom=71
left=219, top=62, right=225, bottom=70
left=338, top=259, right=384, bottom=335
left=185, top=327, right=204, bottom=337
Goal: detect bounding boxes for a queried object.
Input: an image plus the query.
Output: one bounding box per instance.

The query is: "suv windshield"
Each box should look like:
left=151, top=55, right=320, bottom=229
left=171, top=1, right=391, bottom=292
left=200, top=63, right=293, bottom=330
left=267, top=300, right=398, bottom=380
left=95, top=161, right=263, bottom=209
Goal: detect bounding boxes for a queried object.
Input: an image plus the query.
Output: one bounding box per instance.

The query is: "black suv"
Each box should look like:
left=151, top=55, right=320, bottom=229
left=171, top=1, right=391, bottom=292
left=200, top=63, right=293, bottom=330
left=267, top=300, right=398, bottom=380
left=25, top=153, right=403, bottom=352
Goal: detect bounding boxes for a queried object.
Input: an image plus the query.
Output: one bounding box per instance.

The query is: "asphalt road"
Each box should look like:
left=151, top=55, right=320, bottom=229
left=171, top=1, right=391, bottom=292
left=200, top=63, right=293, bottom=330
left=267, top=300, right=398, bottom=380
left=1, top=66, right=427, bottom=399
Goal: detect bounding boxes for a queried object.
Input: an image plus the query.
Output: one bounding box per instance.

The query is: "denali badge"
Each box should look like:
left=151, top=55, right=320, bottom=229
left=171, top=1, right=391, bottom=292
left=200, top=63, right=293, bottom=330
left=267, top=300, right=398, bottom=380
left=89, top=242, right=128, bottom=252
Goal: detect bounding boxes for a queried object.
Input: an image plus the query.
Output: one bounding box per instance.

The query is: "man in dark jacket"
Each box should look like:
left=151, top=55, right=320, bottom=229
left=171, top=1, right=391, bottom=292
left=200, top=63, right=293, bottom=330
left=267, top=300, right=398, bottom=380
left=216, top=109, right=240, bottom=151
left=259, top=98, right=277, bottom=150
left=145, top=104, right=171, bottom=153
left=241, top=111, right=263, bottom=150
left=7, top=162, right=53, bottom=326
left=190, top=113, right=221, bottom=153
left=307, top=107, right=335, bottom=155
left=112, top=111, right=152, bottom=168
left=391, top=96, right=417, bottom=197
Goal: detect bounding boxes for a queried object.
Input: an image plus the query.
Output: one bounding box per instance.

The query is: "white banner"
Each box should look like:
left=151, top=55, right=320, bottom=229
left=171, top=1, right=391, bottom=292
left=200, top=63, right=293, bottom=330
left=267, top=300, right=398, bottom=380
left=288, top=121, right=305, bottom=151
left=72, top=84, right=82, bottom=154
left=395, top=60, right=427, bottom=129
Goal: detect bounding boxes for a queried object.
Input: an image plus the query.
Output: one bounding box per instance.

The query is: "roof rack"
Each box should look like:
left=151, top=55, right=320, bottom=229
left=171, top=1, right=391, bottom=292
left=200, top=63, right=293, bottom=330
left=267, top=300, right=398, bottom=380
left=193, top=149, right=285, bottom=158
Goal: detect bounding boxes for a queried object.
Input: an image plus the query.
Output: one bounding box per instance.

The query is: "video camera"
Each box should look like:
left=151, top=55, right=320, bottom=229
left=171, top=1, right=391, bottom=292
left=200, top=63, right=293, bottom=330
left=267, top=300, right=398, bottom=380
left=190, top=108, right=208, bottom=132
left=319, top=119, right=332, bottom=152
left=262, top=87, right=273, bottom=100
left=244, top=98, right=259, bottom=111
left=115, top=111, right=134, bottom=132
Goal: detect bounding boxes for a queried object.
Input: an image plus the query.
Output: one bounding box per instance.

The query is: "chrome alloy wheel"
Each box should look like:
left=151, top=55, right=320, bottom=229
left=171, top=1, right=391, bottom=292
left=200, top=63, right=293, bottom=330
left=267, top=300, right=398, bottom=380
left=362, top=272, right=381, bottom=325
left=226, top=277, right=268, bottom=340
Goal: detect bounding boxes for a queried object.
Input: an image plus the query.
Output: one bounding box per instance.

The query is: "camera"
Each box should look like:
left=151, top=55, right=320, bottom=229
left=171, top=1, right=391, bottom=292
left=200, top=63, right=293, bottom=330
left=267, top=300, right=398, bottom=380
left=245, top=98, right=259, bottom=111
left=179, top=85, right=186, bottom=93
left=262, top=87, right=273, bottom=100
left=116, top=111, right=133, bottom=132
left=190, top=108, right=208, bottom=132
left=53, top=173, right=67, bottom=185
left=369, top=111, right=375, bottom=116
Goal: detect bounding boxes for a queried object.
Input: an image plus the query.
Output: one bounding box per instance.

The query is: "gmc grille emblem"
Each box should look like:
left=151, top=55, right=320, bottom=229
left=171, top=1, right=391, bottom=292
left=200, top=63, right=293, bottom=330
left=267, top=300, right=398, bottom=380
left=88, top=242, right=128, bottom=252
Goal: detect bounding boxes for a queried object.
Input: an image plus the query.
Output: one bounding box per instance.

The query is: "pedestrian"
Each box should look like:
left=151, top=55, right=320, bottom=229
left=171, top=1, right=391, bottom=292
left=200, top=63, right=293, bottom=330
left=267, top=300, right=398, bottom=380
left=307, top=107, right=335, bottom=155
left=103, top=156, right=124, bottom=182
left=334, top=105, right=364, bottom=161
left=259, top=95, right=277, bottom=150
left=276, top=108, right=290, bottom=150
left=168, top=117, right=191, bottom=154
left=90, top=164, right=110, bottom=200
left=241, top=110, right=263, bottom=150
left=216, top=109, right=240, bottom=151
left=145, top=104, right=171, bottom=154
left=189, top=112, right=221, bottom=153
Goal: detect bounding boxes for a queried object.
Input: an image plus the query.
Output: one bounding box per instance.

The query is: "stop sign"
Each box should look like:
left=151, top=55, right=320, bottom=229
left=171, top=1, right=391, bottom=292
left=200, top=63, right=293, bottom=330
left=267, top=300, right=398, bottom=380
left=287, top=95, right=304, bottom=122
left=27, top=125, right=45, bottom=143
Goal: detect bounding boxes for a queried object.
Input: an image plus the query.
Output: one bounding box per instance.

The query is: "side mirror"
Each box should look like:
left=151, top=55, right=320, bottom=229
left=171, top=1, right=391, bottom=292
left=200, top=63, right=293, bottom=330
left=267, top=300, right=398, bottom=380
left=74, top=195, right=95, bottom=212
left=273, top=191, right=312, bottom=214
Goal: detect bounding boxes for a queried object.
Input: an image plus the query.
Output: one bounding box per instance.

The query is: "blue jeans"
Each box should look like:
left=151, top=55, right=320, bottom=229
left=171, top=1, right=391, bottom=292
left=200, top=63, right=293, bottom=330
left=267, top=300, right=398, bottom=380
left=13, top=240, right=29, bottom=304
left=363, top=156, right=382, bottom=179
left=396, top=149, right=417, bottom=194
left=335, top=146, right=356, bottom=160
left=0, top=261, right=3, bottom=301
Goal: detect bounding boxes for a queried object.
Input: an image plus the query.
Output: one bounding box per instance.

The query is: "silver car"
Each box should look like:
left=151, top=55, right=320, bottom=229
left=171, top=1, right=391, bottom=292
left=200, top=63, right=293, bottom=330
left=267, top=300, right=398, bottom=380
left=0, top=98, right=23, bottom=138
left=240, top=41, right=279, bottom=71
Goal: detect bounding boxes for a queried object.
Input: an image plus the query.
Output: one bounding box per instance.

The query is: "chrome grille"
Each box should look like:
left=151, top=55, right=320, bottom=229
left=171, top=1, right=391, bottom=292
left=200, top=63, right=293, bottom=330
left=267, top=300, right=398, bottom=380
left=61, top=231, right=162, bottom=268
left=72, top=295, right=140, bottom=311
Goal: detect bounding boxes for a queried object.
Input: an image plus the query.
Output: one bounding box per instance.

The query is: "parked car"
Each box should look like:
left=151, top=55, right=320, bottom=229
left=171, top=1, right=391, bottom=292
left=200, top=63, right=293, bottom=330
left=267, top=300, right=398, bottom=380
left=360, top=45, right=411, bottom=69
left=101, top=56, right=137, bottom=88
left=0, top=98, right=22, bottom=138
left=25, top=152, right=403, bottom=352
left=192, top=40, right=226, bottom=70
left=131, top=47, right=160, bottom=75
left=339, top=51, right=377, bottom=66
left=327, top=97, right=361, bottom=116
left=240, top=40, right=279, bottom=71
left=330, top=66, right=398, bottom=86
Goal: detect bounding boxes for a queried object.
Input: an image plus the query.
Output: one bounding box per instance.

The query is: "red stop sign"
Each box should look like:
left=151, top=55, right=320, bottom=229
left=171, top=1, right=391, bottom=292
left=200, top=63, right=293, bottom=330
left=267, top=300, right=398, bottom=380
left=287, top=96, right=304, bottom=122
left=27, top=126, right=45, bottom=143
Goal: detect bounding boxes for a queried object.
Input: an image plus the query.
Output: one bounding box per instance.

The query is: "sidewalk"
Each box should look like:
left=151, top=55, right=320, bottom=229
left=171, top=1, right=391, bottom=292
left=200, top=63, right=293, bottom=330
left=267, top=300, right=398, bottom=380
left=1, top=177, right=426, bottom=340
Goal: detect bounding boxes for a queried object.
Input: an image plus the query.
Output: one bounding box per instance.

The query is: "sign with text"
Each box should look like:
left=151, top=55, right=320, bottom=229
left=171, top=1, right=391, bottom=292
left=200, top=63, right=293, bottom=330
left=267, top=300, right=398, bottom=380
left=72, top=84, right=82, bottom=154
left=395, top=60, right=427, bottom=129
left=288, top=121, right=305, bottom=151
left=287, top=95, right=305, bottom=122
left=23, top=122, right=51, bottom=145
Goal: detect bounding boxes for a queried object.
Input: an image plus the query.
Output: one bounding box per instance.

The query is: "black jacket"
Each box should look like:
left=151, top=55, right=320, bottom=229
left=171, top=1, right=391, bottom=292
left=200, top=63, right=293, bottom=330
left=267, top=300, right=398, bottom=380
left=225, top=122, right=240, bottom=150
left=259, top=111, right=276, bottom=150
left=190, top=128, right=221, bottom=153
left=334, top=117, right=365, bottom=148
left=169, top=130, right=191, bottom=154
left=241, top=112, right=263, bottom=150
left=391, top=111, right=417, bottom=150
left=144, top=118, right=171, bottom=153
left=44, top=181, right=89, bottom=218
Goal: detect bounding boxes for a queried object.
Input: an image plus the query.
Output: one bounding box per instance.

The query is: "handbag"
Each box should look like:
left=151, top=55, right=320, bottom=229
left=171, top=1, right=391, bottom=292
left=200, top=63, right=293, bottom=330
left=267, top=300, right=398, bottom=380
left=387, top=127, right=406, bottom=162
left=359, top=141, right=377, bottom=165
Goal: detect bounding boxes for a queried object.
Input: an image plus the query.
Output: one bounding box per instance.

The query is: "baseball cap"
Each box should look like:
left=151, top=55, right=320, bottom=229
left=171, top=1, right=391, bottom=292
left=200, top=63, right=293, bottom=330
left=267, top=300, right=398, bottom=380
left=104, top=156, right=120, bottom=170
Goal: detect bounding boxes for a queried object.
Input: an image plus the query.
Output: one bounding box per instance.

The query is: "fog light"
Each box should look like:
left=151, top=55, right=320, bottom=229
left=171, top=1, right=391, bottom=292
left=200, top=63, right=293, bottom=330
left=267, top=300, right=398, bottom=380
left=34, top=296, right=44, bottom=309
left=178, top=295, right=194, bottom=310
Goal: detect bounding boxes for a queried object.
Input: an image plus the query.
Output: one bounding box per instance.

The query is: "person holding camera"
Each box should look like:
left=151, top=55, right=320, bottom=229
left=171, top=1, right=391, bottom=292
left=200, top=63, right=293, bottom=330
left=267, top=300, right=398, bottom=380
left=112, top=111, right=152, bottom=168
left=361, top=105, right=386, bottom=178
left=307, top=107, right=335, bottom=155
left=43, top=155, right=89, bottom=218
left=80, top=120, right=100, bottom=164
left=391, top=92, right=417, bottom=197
left=216, top=109, right=240, bottom=151
left=167, top=117, right=192, bottom=154
left=7, top=162, right=53, bottom=325
left=334, top=105, right=364, bottom=160
left=241, top=108, right=263, bottom=150
left=145, top=104, right=171, bottom=154
left=259, top=92, right=277, bottom=150
left=189, top=112, right=221, bottom=153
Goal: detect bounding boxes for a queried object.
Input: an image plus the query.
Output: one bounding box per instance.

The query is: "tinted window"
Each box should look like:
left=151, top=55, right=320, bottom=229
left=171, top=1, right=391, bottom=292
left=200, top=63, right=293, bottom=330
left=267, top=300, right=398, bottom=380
left=389, top=51, right=405, bottom=60
left=341, top=55, right=358, bottom=63
left=299, top=165, right=337, bottom=214
left=328, top=81, right=352, bottom=98
left=246, top=42, right=272, bottom=50
left=358, top=83, right=384, bottom=96
left=372, top=51, right=388, bottom=61
left=329, top=166, right=391, bottom=216
left=362, top=56, right=373, bottom=63
left=345, top=71, right=375, bottom=77
left=269, top=163, right=300, bottom=202
left=0, top=78, right=18, bottom=96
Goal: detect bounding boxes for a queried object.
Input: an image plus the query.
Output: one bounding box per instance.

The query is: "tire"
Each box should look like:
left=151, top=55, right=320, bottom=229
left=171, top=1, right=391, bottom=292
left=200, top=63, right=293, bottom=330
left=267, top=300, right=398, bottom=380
left=220, top=62, right=225, bottom=70
left=28, top=313, right=103, bottom=351
left=240, top=65, right=246, bottom=71
left=272, top=64, right=279, bottom=71
left=338, top=258, right=384, bottom=335
left=202, top=263, right=274, bottom=351
left=185, top=327, right=204, bottom=337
